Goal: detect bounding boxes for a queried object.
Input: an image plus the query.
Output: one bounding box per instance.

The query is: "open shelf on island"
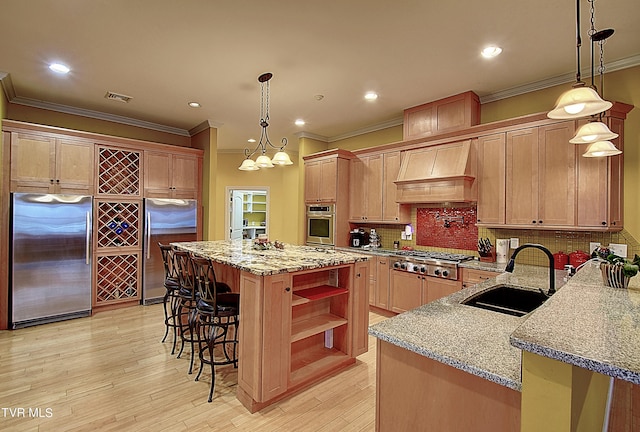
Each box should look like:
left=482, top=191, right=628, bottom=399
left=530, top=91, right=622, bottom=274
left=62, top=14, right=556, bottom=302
left=291, top=313, right=348, bottom=343
left=290, top=345, right=351, bottom=385
left=291, top=294, right=310, bottom=307
left=294, top=285, right=348, bottom=301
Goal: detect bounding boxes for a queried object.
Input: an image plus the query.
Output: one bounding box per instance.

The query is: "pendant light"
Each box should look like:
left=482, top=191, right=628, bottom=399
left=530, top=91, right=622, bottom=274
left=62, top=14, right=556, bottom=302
left=571, top=0, right=618, bottom=145
left=547, top=0, right=612, bottom=120
left=238, top=72, right=293, bottom=171
left=582, top=141, right=621, bottom=157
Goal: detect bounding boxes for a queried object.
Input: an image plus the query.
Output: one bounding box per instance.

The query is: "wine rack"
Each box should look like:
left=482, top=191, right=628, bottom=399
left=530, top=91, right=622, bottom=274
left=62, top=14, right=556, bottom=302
left=97, top=146, right=141, bottom=196
left=95, top=200, right=141, bottom=249
left=94, top=253, right=141, bottom=305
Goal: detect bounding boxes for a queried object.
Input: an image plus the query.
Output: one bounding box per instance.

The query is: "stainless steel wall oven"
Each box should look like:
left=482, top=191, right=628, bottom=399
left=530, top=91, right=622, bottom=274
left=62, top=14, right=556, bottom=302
left=306, top=204, right=335, bottom=246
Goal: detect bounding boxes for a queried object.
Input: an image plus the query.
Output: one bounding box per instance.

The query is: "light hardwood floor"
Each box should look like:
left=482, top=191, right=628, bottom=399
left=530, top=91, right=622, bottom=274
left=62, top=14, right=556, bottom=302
left=0, top=304, right=393, bottom=432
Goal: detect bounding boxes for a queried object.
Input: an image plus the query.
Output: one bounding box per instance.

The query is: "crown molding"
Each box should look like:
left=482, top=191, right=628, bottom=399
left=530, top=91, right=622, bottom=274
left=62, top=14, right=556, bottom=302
left=294, top=131, right=329, bottom=142
left=480, top=54, right=640, bottom=104
left=327, top=116, right=404, bottom=142
left=189, top=119, right=224, bottom=136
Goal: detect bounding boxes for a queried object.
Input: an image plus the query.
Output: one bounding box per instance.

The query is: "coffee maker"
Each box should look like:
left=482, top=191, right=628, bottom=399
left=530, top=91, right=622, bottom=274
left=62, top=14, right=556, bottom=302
left=349, top=229, right=368, bottom=248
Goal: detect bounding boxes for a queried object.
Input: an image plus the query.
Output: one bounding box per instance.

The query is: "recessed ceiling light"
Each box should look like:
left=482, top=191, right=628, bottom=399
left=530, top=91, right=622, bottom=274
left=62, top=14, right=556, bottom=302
left=248, top=138, right=256, bottom=143
left=481, top=46, right=502, bottom=58
left=295, top=119, right=305, bottom=126
left=188, top=101, right=201, bottom=108
left=49, top=62, right=70, bottom=74
left=364, top=92, right=378, bottom=101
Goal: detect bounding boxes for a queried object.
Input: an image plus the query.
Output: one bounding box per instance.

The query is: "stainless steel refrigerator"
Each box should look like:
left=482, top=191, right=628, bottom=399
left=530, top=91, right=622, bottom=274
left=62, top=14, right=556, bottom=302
left=142, top=198, right=197, bottom=305
left=11, top=193, right=93, bottom=328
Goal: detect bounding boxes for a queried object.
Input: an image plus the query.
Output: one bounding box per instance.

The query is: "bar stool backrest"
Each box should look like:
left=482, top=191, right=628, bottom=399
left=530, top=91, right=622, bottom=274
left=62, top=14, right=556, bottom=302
left=191, top=256, right=219, bottom=312
left=174, top=250, right=195, bottom=299
left=158, top=243, right=179, bottom=282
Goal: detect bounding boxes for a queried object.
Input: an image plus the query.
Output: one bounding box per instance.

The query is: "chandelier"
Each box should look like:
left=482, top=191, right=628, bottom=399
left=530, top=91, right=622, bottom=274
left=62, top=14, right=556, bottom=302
left=238, top=72, right=293, bottom=171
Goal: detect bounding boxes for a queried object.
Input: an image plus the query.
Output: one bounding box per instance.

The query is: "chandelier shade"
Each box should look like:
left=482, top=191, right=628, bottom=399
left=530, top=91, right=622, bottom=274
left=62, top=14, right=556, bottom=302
left=547, top=86, right=612, bottom=119
left=582, top=141, right=621, bottom=157
left=570, top=121, right=619, bottom=144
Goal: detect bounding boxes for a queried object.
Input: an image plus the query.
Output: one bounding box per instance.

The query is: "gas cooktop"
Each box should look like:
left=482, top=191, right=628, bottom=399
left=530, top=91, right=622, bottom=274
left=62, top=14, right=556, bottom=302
left=393, top=250, right=474, bottom=263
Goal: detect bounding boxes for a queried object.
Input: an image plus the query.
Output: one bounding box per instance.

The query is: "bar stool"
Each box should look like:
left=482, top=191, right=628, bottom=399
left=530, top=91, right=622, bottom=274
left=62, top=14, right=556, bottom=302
left=191, top=256, right=240, bottom=402
left=174, top=250, right=200, bottom=374
left=158, top=243, right=180, bottom=354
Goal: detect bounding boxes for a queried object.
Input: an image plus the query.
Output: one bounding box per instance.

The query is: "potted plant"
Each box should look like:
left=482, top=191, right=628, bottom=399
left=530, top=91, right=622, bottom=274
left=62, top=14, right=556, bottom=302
left=593, top=246, right=640, bottom=289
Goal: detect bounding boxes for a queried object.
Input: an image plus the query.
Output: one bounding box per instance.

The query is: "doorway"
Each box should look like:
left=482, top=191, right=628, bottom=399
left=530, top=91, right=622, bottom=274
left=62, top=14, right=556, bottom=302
left=226, top=187, right=270, bottom=240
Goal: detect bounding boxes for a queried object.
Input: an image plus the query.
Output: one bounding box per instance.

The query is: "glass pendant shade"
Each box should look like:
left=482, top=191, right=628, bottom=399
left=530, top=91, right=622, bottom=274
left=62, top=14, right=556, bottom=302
left=238, top=158, right=259, bottom=171
left=582, top=141, right=621, bottom=157
left=547, top=86, right=613, bottom=119
left=570, top=121, right=619, bottom=144
left=271, top=151, right=293, bottom=165
left=255, top=154, right=274, bottom=168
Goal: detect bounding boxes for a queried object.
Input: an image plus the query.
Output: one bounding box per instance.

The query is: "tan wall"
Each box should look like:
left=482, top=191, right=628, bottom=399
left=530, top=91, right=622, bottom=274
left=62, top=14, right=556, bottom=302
left=214, top=152, right=301, bottom=244
left=191, top=127, right=216, bottom=239
left=332, top=125, right=403, bottom=152
left=6, top=103, right=192, bottom=147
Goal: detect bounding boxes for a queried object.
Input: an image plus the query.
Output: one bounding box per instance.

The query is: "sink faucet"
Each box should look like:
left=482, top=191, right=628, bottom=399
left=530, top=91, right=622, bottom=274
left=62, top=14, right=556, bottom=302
left=504, top=243, right=556, bottom=296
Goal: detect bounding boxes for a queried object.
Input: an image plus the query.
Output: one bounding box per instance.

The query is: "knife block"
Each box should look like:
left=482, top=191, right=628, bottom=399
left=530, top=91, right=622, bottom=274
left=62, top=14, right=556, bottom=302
left=479, top=250, right=496, bottom=263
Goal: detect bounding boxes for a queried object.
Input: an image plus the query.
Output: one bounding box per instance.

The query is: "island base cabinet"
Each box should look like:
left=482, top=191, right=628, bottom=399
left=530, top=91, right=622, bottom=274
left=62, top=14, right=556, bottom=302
left=376, top=340, right=520, bottom=432
left=237, top=262, right=368, bottom=413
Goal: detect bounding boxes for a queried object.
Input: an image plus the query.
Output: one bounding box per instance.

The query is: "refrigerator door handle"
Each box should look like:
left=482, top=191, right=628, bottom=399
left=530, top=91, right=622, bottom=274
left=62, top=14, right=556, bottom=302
left=85, top=211, right=91, bottom=265
left=146, top=212, right=152, bottom=259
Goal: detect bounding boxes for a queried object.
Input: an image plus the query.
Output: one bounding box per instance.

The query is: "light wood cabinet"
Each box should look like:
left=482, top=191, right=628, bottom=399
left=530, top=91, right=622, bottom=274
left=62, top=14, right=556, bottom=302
left=144, top=151, right=199, bottom=199
left=576, top=116, right=625, bottom=229
left=461, top=268, right=498, bottom=289
left=10, top=131, right=94, bottom=194
left=349, top=151, right=410, bottom=224
left=403, top=91, right=481, bottom=140
left=506, top=121, right=575, bottom=228
left=390, top=270, right=461, bottom=313
left=369, top=256, right=390, bottom=309
left=237, top=262, right=368, bottom=412
left=349, top=154, right=382, bottom=221
left=305, top=158, right=338, bottom=203
left=476, top=133, right=506, bottom=225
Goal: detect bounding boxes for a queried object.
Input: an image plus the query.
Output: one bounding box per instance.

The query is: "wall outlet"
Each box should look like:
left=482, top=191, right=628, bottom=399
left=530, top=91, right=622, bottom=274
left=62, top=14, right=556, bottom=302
left=609, top=243, right=628, bottom=258
left=589, top=242, right=601, bottom=254
left=510, top=238, right=519, bottom=249
left=401, top=232, right=406, bottom=240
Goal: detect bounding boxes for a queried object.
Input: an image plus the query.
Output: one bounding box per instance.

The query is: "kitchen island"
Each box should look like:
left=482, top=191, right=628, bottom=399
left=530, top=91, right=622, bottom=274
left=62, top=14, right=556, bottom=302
left=369, top=262, right=640, bottom=431
left=172, top=240, right=370, bottom=412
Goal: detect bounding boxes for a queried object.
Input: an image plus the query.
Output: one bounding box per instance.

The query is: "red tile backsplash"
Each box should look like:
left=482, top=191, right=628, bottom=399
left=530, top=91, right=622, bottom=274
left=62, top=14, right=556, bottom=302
left=416, top=207, right=478, bottom=250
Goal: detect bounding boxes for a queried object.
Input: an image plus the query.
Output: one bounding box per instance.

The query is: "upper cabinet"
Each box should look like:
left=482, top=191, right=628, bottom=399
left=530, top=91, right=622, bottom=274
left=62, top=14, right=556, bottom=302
left=10, top=131, right=94, bottom=194
left=144, top=151, right=200, bottom=199
left=505, top=122, right=576, bottom=228
left=476, top=133, right=506, bottom=225
left=304, top=151, right=351, bottom=203
left=403, top=91, right=480, bottom=140
left=349, top=151, right=410, bottom=224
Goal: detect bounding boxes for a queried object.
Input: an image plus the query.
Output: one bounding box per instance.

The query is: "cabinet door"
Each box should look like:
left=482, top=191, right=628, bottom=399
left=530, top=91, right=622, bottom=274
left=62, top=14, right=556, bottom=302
left=352, top=260, right=369, bottom=357
left=538, top=121, right=575, bottom=226
left=390, top=271, right=423, bottom=313
left=304, top=160, right=321, bottom=202
left=145, top=151, right=172, bottom=195
left=476, top=134, right=506, bottom=225
left=318, top=158, right=337, bottom=202
left=375, top=257, right=390, bottom=309
left=349, top=158, right=366, bottom=220
left=365, top=155, right=384, bottom=220
left=425, top=278, right=461, bottom=304
left=10, top=132, right=56, bottom=192
left=461, top=268, right=496, bottom=289
left=171, top=154, right=198, bottom=196
left=382, top=151, right=409, bottom=222
left=506, top=128, right=539, bottom=225
left=56, top=138, right=94, bottom=194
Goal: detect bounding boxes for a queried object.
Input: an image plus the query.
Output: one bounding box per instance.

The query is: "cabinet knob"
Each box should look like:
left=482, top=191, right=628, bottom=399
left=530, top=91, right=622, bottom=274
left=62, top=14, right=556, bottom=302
left=50, top=179, right=54, bottom=183
left=56, top=179, right=60, bottom=183
left=532, top=220, right=536, bottom=224
left=477, top=219, right=481, bottom=223
left=285, top=287, right=291, bottom=292
left=602, top=221, right=607, bottom=226
left=539, top=220, right=543, bottom=224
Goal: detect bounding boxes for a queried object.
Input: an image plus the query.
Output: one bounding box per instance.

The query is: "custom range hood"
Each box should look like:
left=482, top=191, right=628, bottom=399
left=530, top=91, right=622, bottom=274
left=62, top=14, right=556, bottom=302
left=394, top=140, right=477, bottom=203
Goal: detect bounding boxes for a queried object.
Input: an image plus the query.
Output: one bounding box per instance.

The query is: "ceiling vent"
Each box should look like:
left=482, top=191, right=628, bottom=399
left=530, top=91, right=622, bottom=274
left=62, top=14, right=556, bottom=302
left=104, top=91, right=133, bottom=103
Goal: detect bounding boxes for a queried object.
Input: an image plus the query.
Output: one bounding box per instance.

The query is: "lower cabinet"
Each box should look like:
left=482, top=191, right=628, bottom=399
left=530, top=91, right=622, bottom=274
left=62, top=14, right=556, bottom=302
left=461, top=268, right=499, bottom=289
left=390, top=271, right=461, bottom=313
left=369, top=256, right=390, bottom=309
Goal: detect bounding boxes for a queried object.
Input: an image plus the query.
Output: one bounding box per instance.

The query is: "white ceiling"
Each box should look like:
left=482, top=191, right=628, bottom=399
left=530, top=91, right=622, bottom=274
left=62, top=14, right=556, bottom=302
left=1, top=0, right=639, bottom=151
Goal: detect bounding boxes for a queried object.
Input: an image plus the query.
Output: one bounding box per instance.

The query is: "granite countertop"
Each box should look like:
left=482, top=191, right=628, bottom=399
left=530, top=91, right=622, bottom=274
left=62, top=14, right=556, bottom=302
left=511, top=263, right=640, bottom=384
left=370, top=260, right=640, bottom=390
left=368, top=264, right=560, bottom=391
left=172, top=240, right=370, bottom=276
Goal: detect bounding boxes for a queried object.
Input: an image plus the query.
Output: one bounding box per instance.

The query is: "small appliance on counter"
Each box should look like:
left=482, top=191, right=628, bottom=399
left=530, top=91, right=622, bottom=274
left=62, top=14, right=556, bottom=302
left=496, top=239, right=509, bottom=263
left=349, top=229, right=364, bottom=248
left=369, top=228, right=381, bottom=249
left=553, top=251, right=569, bottom=270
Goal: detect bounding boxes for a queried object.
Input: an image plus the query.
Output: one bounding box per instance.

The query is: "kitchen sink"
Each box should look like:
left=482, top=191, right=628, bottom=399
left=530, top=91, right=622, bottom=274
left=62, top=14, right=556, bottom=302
left=461, top=284, right=549, bottom=317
